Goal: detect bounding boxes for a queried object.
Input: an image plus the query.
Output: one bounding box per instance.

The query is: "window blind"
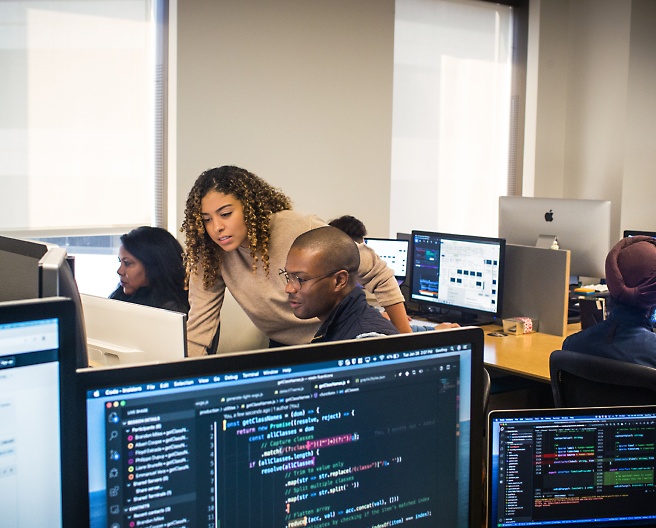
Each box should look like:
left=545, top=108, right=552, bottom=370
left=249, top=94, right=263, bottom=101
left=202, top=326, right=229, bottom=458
left=0, top=0, right=162, bottom=236
left=391, top=0, right=514, bottom=237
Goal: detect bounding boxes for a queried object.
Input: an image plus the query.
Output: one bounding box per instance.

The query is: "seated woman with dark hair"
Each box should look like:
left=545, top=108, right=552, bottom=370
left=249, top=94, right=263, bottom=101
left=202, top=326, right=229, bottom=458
left=110, top=226, right=189, bottom=314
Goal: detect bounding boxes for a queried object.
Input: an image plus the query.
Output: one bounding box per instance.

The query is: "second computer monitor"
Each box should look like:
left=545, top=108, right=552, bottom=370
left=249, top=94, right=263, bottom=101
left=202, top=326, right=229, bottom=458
left=623, top=229, right=656, bottom=239
left=499, top=196, right=611, bottom=279
left=364, top=237, right=409, bottom=283
left=81, top=294, right=187, bottom=367
left=410, top=231, right=505, bottom=325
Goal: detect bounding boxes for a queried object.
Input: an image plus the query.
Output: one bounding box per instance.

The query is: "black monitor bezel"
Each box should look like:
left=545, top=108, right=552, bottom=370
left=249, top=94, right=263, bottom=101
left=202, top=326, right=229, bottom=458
left=409, top=230, right=506, bottom=323
left=63, top=328, right=485, bottom=528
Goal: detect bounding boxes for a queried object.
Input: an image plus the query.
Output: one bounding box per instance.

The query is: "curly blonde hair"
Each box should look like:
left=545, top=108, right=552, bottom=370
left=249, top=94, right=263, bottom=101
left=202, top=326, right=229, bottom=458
left=182, top=166, right=292, bottom=288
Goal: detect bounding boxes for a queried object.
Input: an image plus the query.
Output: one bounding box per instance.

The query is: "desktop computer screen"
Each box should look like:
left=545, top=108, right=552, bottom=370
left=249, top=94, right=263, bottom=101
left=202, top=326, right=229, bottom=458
left=0, top=297, right=77, bottom=527
left=488, top=406, right=656, bottom=528
left=410, top=231, right=505, bottom=325
left=364, top=237, right=410, bottom=283
left=66, top=328, right=485, bottom=528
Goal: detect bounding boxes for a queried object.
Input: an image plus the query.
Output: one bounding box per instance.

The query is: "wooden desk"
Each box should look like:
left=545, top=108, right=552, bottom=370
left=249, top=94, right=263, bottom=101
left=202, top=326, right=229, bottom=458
left=482, top=324, right=580, bottom=383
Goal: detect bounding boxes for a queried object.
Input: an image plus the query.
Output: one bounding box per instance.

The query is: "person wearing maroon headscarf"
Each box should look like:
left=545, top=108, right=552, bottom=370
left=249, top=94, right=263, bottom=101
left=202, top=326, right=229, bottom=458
left=562, top=235, right=656, bottom=368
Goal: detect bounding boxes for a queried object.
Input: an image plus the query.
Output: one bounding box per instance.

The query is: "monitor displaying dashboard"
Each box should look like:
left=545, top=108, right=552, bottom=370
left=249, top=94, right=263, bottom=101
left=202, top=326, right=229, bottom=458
left=0, top=235, right=88, bottom=368
left=499, top=196, right=611, bottom=280
left=0, top=297, right=78, bottom=527
left=364, top=237, right=410, bottom=283
left=409, top=231, right=505, bottom=325
left=63, top=328, right=486, bottom=528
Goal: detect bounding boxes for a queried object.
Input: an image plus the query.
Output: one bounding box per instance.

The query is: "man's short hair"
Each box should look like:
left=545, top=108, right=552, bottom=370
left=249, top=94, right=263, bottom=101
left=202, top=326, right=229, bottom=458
left=291, top=226, right=360, bottom=276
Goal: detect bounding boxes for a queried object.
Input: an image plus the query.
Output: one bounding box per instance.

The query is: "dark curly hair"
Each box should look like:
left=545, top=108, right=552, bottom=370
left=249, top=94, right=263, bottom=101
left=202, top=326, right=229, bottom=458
left=328, top=215, right=367, bottom=243
left=182, top=166, right=292, bottom=288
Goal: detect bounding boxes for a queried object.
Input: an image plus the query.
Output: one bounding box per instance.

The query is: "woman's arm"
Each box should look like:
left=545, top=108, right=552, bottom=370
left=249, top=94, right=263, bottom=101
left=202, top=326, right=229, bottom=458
left=186, top=265, right=226, bottom=357
left=383, top=302, right=413, bottom=333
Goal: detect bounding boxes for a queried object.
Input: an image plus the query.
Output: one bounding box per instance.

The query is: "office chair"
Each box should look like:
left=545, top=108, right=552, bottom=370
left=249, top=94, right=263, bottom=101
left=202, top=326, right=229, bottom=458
left=550, top=349, right=656, bottom=407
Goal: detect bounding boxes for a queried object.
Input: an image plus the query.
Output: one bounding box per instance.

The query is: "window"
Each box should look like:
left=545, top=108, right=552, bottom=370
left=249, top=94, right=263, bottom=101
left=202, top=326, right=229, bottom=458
left=0, top=1, right=167, bottom=296
left=391, top=0, right=515, bottom=237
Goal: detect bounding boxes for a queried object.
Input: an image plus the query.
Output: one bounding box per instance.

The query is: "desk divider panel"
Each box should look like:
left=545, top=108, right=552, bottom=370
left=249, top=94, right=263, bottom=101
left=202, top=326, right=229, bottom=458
left=501, top=244, right=570, bottom=337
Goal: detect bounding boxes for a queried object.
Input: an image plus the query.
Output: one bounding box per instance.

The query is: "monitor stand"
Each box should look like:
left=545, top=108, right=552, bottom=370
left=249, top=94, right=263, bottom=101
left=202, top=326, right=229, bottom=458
left=567, top=278, right=582, bottom=324
left=419, top=308, right=497, bottom=327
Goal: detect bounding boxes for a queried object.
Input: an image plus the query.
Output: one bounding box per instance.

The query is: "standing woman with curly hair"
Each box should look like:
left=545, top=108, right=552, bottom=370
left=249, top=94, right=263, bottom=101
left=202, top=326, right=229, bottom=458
left=182, top=165, right=411, bottom=356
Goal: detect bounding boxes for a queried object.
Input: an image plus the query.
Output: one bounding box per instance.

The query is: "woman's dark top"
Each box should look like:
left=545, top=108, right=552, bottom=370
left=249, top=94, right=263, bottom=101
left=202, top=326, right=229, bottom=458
left=110, top=286, right=189, bottom=315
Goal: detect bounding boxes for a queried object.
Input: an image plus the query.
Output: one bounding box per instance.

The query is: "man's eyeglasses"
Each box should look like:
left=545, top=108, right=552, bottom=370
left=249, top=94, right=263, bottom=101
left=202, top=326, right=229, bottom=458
left=279, top=268, right=342, bottom=290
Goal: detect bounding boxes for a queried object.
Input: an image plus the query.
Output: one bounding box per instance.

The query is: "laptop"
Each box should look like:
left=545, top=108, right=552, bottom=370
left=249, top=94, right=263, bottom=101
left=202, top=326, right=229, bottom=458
left=66, top=328, right=486, bottom=528
left=487, top=406, right=656, bottom=528
left=0, top=297, right=77, bottom=527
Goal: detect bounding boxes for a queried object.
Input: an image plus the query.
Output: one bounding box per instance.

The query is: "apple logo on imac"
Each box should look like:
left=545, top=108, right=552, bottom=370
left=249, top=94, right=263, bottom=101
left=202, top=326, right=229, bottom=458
left=544, top=209, right=554, bottom=222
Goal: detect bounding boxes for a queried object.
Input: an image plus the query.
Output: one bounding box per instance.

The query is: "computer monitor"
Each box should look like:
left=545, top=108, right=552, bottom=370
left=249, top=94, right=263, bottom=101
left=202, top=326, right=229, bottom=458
left=81, top=294, right=187, bottom=367
left=498, top=196, right=612, bottom=280
left=364, top=237, right=410, bottom=283
left=409, top=230, right=505, bottom=325
left=0, top=297, right=78, bottom=527
left=487, top=406, right=656, bottom=528
left=623, top=229, right=656, bottom=239
left=0, top=234, right=49, bottom=301
left=64, top=328, right=485, bottom=528
left=0, top=235, right=88, bottom=368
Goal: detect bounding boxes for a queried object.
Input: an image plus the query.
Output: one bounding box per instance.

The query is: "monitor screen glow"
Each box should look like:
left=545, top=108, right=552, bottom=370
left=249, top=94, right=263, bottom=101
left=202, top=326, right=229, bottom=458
left=0, top=297, right=78, bottom=527
left=409, top=231, right=505, bottom=325
left=364, top=237, right=409, bottom=281
left=66, top=329, right=485, bottom=528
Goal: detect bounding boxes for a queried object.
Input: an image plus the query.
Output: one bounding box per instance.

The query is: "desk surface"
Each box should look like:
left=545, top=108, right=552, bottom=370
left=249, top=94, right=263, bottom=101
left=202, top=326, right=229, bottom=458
left=482, top=324, right=580, bottom=383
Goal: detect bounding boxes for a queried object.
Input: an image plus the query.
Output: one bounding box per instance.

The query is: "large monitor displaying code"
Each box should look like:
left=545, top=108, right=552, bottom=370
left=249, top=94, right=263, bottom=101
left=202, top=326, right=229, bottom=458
left=71, top=329, right=485, bottom=528
left=488, top=407, right=656, bottom=528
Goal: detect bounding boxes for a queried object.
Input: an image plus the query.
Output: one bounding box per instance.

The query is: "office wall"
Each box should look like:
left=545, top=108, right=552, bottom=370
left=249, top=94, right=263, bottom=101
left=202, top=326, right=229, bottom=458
left=621, top=0, right=656, bottom=235
left=172, top=0, right=656, bottom=243
left=526, top=0, right=656, bottom=240
left=171, top=0, right=396, bottom=238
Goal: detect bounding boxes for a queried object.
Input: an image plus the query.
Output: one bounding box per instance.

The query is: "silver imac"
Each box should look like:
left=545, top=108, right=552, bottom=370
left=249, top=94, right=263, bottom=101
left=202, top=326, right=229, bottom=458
left=499, top=196, right=611, bottom=279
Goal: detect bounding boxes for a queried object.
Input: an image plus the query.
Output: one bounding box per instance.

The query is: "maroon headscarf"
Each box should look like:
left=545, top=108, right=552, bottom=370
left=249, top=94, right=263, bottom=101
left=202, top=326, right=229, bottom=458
left=605, top=235, right=656, bottom=309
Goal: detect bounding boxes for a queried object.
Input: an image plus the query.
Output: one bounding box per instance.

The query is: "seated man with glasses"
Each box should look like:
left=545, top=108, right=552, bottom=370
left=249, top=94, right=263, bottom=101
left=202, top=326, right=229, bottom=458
left=281, top=226, right=400, bottom=342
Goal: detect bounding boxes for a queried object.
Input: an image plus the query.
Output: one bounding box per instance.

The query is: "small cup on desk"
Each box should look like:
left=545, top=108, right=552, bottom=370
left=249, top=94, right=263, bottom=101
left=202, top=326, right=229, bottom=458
left=502, top=316, right=538, bottom=336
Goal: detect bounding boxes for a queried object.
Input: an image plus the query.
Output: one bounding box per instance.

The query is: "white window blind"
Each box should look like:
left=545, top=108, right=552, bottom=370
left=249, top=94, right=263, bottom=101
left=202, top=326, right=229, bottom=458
left=0, top=1, right=161, bottom=236
left=391, top=0, right=513, bottom=237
